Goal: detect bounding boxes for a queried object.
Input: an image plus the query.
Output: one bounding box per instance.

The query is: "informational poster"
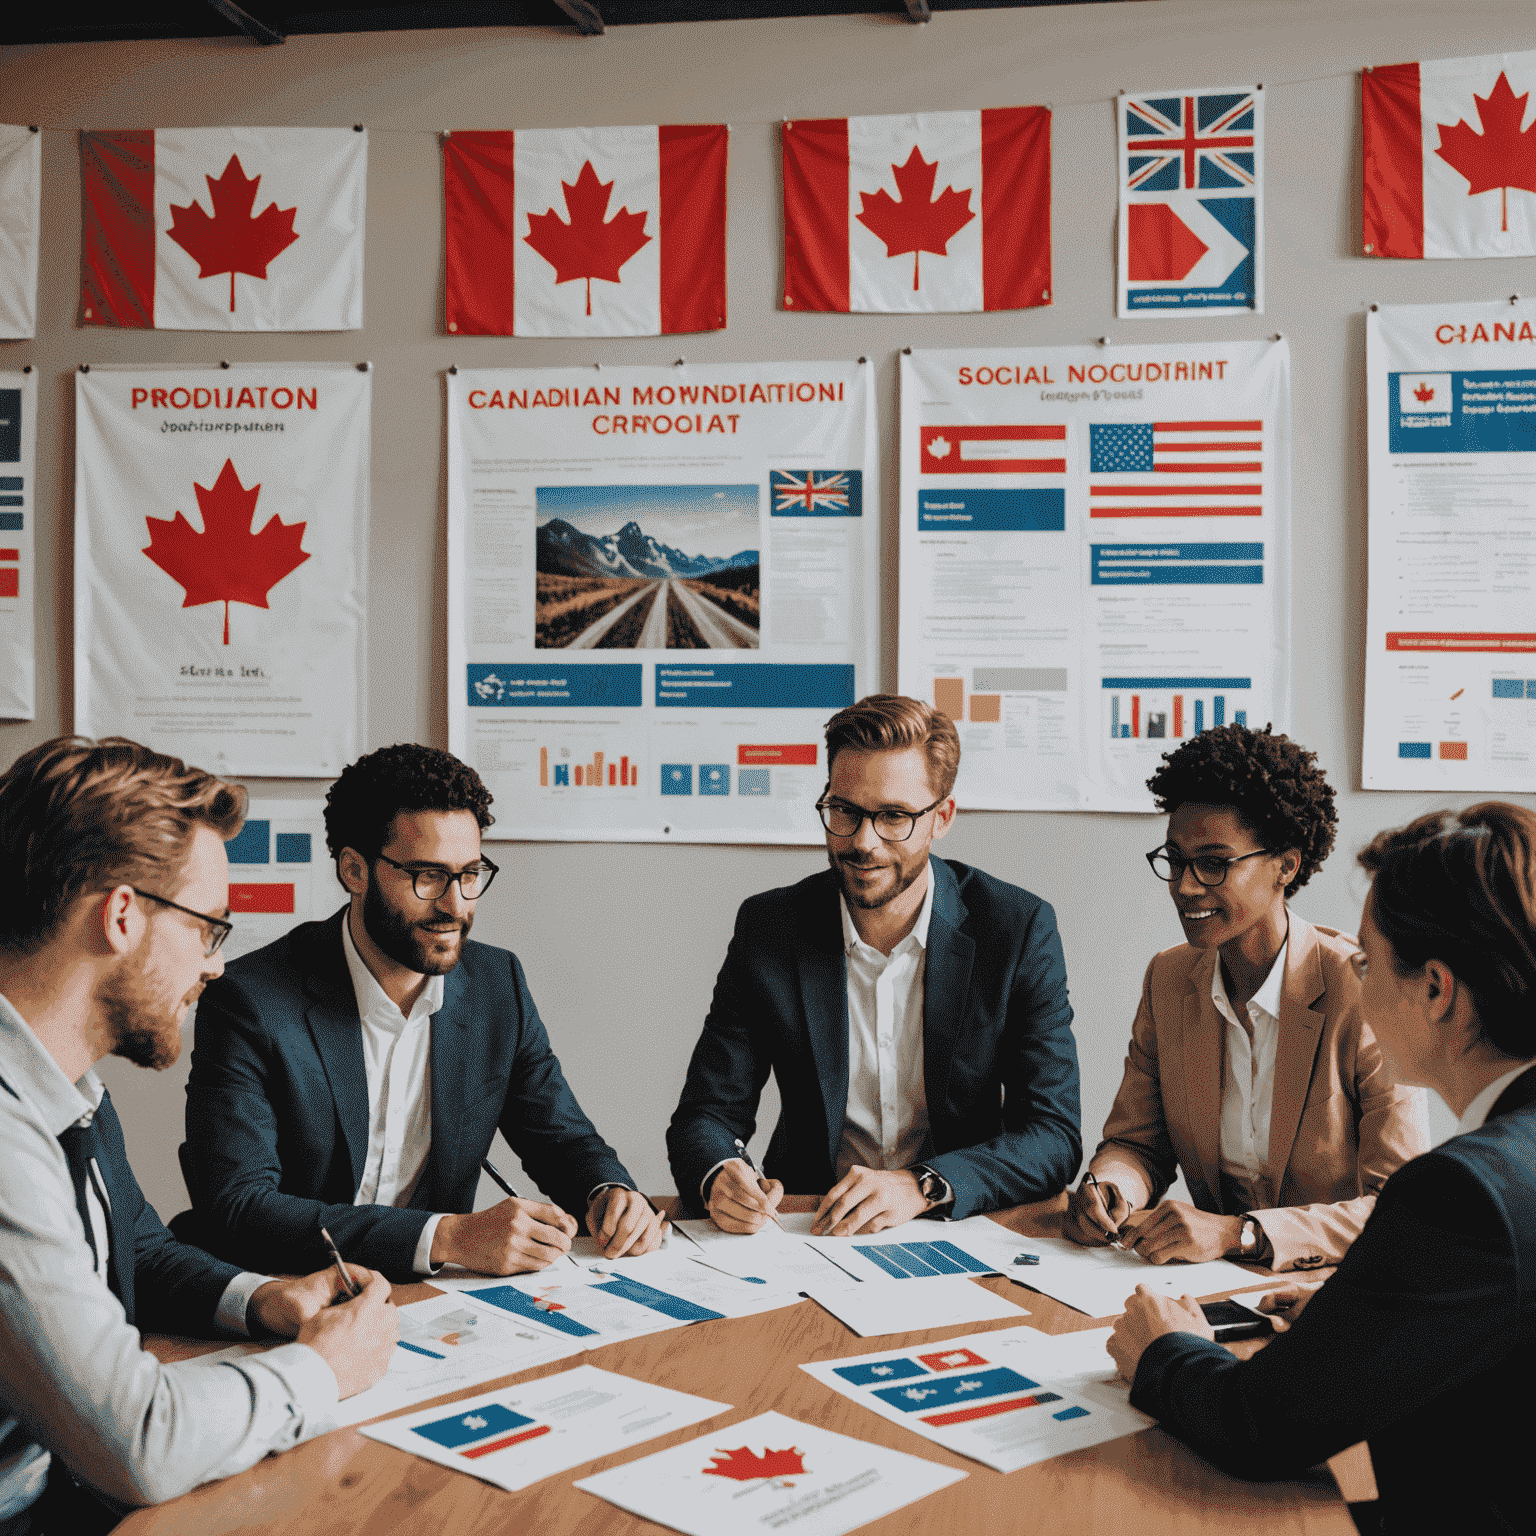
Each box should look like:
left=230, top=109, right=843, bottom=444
left=222, top=800, right=340, bottom=960
left=1364, top=300, right=1536, bottom=790
left=898, top=342, right=1291, bottom=812
left=0, top=369, right=35, bottom=719
left=447, top=361, right=877, bottom=843
left=75, top=363, right=369, bottom=777
left=0, top=126, right=41, bottom=339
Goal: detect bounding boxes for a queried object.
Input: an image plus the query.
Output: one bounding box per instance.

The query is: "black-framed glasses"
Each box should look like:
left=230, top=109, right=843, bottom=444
left=816, top=795, right=946, bottom=843
left=1145, top=845, right=1279, bottom=888
left=375, top=852, right=500, bottom=901
left=131, top=888, right=234, bottom=958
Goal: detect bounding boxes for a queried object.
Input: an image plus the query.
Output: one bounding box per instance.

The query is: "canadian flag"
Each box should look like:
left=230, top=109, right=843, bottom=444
left=1363, top=50, right=1536, bottom=258
left=444, top=125, right=727, bottom=337
left=0, top=126, right=40, bottom=340
left=782, top=108, right=1050, bottom=313
left=80, top=128, right=367, bottom=331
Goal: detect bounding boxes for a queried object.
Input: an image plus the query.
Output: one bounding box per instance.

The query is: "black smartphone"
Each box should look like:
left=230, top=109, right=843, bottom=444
left=1200, top=1298, right=1274, bottom=1342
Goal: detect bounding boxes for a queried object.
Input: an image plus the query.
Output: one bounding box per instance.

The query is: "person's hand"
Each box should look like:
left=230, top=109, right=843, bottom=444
left=587, top=1188, right=666, bottom=1258
left=295, top=1269, right=398, bottom=1399
left=1126, top=1199, right=1244, bottom=1264
left=432, top=1198, right=578, bottom=1274
left=1106, top=1285, right=1213, bottom=1382
left=812, top=1166, right=930, bottom=1236
left=1063, top=1178, right=1132, bottom=1247
left=1257, top=1280, right=1322, bottom=1332
left=707, top=1159, right=784, bottom=1234
left=247, top=1264, right=372, bottom=1337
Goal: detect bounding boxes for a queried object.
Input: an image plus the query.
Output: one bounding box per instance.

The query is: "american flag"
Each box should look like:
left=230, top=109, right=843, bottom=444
left=1089, top=421, right=1263, bottom=518
left=770, top=469, right=860, bottom=516
left=1125, top=92, right=1256, bottom=193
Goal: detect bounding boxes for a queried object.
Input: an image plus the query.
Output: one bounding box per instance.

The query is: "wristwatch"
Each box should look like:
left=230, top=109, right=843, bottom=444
left=1238, top=1214, right=1262, bottom=1257
left=913, top=1165, right=952, bottom=1209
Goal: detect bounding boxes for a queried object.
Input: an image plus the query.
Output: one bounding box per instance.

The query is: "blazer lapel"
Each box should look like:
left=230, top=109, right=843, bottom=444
left=1180, top=947, right=1225, bottom=1206
left=798, top=873, right=849, bottom=1172
left=1266, top=914, right=1325, bottom=1197
left=422, top=963, right=471, bottom=1206
left=922, top=858, right=973, bottom=1124
left=302, top=911, right=371, bottom=1193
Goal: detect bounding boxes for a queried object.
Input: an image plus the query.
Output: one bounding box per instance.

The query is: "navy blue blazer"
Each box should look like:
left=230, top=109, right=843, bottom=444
left=1131, top=1064, right=1536, bottom=1534
left=666, top=857, right=1081, bottom=1219
left=176, top=909, right=634, bottom=1278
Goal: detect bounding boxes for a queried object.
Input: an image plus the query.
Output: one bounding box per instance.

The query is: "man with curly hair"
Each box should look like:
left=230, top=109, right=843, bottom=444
left=1063, top=723, right=1428, bottom=1272
left=176, top=744, right=662, bottom=1280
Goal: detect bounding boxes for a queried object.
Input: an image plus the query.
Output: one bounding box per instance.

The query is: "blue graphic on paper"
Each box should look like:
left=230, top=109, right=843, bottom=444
left=1388, top=370, right=1536, bottom=453
left=655, top=664, right=854, bottom=710
left=738, top=769, right=771, bottom=796
left=466, top=1286, right=598, bottom=1338
left=225, top=820, right=270, bottom=864
left=853, top=1241, right=996, bottom=1279
left=771, top=470, right=862, bottom=517
left=589, top=1274, right=723, bottom=1323
left=833, top=1357, right=930, bottom=1387
left=1054, top=1405, right=1091, bottom=1421
left=413, top=1402, right=532, bottom=1449
left=873, top=1367, right=1037, bottom=1413
left=660, top=764, right=694, bottom=796
left=699, top=764, right=730, bottom=795
left=1092, top=543, right=1262, bottom=585
left=274, top=833, right=311, bottom=863
left=918, top=489, right=1065, bottom=532
left=468, top=665, right=642, bottom=708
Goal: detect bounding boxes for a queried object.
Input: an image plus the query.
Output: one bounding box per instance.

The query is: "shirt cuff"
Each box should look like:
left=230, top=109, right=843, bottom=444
left=216, top=1271, right=279, bottom=1336
left=413, top=1213, right=447, bottom=1275
left=699, top=1157, right=740, bottom=1206
left=239, top=1341, right=341, bottom=1447
left=586, top=1182, right=632, bottom=1206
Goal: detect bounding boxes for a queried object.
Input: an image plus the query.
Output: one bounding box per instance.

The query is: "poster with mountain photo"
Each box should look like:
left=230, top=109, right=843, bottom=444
left=447, top=361, right=877, bottom=843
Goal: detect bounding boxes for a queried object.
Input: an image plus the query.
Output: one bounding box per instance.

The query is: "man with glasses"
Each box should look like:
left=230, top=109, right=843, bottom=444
left=178, top=743, right=662, bottom=1280
left=667, top=694, right=1081, bottom=1235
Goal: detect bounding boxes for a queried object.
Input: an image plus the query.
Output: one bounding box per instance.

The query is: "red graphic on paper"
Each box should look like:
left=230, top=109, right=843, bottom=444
left=1414, top=382, right=1436, bottom=402
left=1127, top=204, right=1208, bottom=282
left=532, top=1296, right=567, bottom=1313
left=166, top=155, right=300, bottom=313
left=702, top=1445, right=808, bottom=1484
left=856, top=146, right=975, bottom=291
left=524, top=160, right=652, bottom=316
left=141, top=459, right=310, bottom=645
left=917, top=1347, right=991, bottom=1372
left=1435, top=72, right=1536, bottom=233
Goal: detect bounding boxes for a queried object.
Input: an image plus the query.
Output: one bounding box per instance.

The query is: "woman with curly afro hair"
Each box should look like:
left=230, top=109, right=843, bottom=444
left=1063, top=724, right=1428, bottom=1271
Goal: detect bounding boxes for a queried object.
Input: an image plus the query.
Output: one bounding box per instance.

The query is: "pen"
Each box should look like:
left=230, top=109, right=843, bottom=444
left=1082, top=1172, right=1129, bottom=1251
left=481, top=1158, right=581, bottom=1268
left=733, top=1138, right=786, bottom=1231
left=320, top=1226, right=360, bottom=1299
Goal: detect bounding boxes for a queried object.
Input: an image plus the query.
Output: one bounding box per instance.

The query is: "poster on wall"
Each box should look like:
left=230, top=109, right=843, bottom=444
left=1363, top=300, right=1536, bottom=791
left=898, top=341, right=1291, bottom=812
left=1117, top=86, right=1262, bottom=318
left=75, top=363, right=369, bottom=778
left=223, top=799, right=341, bottom=960
left=446, top=361, right=877, bottom=844
left=0, top=126, right=41, bottom=339
left=0, top=369, right=36, bottom=719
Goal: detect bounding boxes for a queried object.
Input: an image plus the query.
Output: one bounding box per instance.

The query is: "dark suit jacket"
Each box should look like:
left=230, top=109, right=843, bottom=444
left=666, top=857, right=1081, bottom=1219
left=176, top=909, right=634, bottom=1278
left=1131, top=1064, right=1536, bottom=1535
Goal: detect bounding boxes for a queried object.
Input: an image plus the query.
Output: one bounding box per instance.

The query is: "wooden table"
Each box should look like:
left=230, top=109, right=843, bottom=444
left=122, top=1197, right=1371, bottom=1535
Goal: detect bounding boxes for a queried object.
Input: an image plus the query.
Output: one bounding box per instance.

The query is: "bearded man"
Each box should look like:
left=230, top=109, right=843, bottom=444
left=177, top=744, right=661, bottom=1280
left=667, top=694, right=1082, bottom=1235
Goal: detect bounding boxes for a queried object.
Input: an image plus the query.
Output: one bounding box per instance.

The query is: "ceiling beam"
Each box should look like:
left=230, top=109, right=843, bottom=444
left=903, top=0, right=932, bottom=20
left=204, top=0, right=286, bottom=42
left=552, top=0, right=605, bottom=33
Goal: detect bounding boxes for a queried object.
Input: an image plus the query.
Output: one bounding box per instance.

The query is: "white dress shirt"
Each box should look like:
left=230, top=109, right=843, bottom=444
left=1456, top=1062, right=1536, bottom=1135
left=836, top=870, right=936, bottom=1181
left=340, top=911, right=445, bottom=1275
left=1210, top=938, right=1288, bottom=1212
left=0, top=994, right=337, bottom=1519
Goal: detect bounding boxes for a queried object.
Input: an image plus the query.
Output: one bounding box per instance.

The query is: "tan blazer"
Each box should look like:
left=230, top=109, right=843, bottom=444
left=1089, top=913, right=1430, bottom=1271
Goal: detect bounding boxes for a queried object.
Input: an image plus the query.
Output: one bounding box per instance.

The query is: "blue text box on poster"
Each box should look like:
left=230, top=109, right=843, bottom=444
left=1388, top=369, right=1536, bottom=453
left=655, top=664, right=855, bottom=709
left=1091, top=543, right=1262, bottom=585
left=467, top=664, right=642, bottom=708
left=918, top=489, right=1065, bottom=532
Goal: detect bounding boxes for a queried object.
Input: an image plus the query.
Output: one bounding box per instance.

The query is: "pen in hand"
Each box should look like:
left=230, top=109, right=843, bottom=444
left=734, top=1138, right=786, bottom=1230
left=482, top=1157, right=580, bottom=1268
left=1082, top=1172, right=1129, bottom=1251
left=320, top=1226, right=360, bottom=1299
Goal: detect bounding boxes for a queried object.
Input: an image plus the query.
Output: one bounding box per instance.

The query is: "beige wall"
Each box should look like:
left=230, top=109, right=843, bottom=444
left=4, top=0, right=1534, bottom=1219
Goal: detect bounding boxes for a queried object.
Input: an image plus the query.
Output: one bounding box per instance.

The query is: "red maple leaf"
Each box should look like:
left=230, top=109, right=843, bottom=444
left=856, top=146, right=975, bottom=291
left=1435, top=72, right=1536, bottom=233
left=701, top=1445, right=807, bottom=1484
left=523, top=160, right=651, bottom=316
left=142, top=459, right=310, bottom=645
left=166, top=155, right=300, bottom=314
left=1414, top=382, right=1436, bottom=402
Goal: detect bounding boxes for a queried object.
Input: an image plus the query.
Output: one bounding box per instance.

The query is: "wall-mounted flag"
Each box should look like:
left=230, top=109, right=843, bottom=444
left=1118, top=87, right=1263, bottom=317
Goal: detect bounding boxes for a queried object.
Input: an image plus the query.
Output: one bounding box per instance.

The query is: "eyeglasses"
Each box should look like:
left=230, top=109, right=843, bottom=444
left=1145, top=845, right=1278, bottom=888
left=132, top=888, right=234, bottom=958
left=375, top=852, right=500, bottom=901
left=816, top=795, right=946, bottom=843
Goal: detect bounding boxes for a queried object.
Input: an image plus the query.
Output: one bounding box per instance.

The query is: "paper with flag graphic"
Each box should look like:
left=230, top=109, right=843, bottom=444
left=575, top=1409, right=965, bottom=1536
left=1364, top=49, right=1536, bottom=259
left=1364, top=301, right=1536, bottom=790
left=1118, top=87, right=1262, bottom=317
left=361, top=1364, right=728, bottom=1494
left=783, top=107, right=1050, bottom=313
left=444, top=124, right=726, bottom=337
left=75, top=363, right=368, bottom=776
left=80, top=128, right=366, bottom=330
left=0, top=128, right=40, bottom=339
left=898, top=342, right=1291, bottom=811
left=803, top=1327, right=1152, bottom=1474
left=0, top=370, right=35, bottom=718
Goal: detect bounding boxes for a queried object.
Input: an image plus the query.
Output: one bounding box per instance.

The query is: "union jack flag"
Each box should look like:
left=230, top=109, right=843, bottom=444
left=770, top=469, right=862, bottom=517
left=1124, top=92, right=1256, bottom=193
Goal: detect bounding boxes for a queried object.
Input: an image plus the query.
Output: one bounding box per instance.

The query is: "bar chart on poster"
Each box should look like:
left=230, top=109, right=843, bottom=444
left=221, top=800, right=339, bottom=959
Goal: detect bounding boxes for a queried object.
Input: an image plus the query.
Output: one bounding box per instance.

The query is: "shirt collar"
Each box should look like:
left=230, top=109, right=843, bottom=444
left=0, top=990, right=106, bottom=1136
left=1457, top=1062, right=1536, bottom=1136
left=840, top=859, right=936, bottom=958
left=1210, top=936, right=1288, bottom=1024
left=341, top=905, right=445, bottom=1025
